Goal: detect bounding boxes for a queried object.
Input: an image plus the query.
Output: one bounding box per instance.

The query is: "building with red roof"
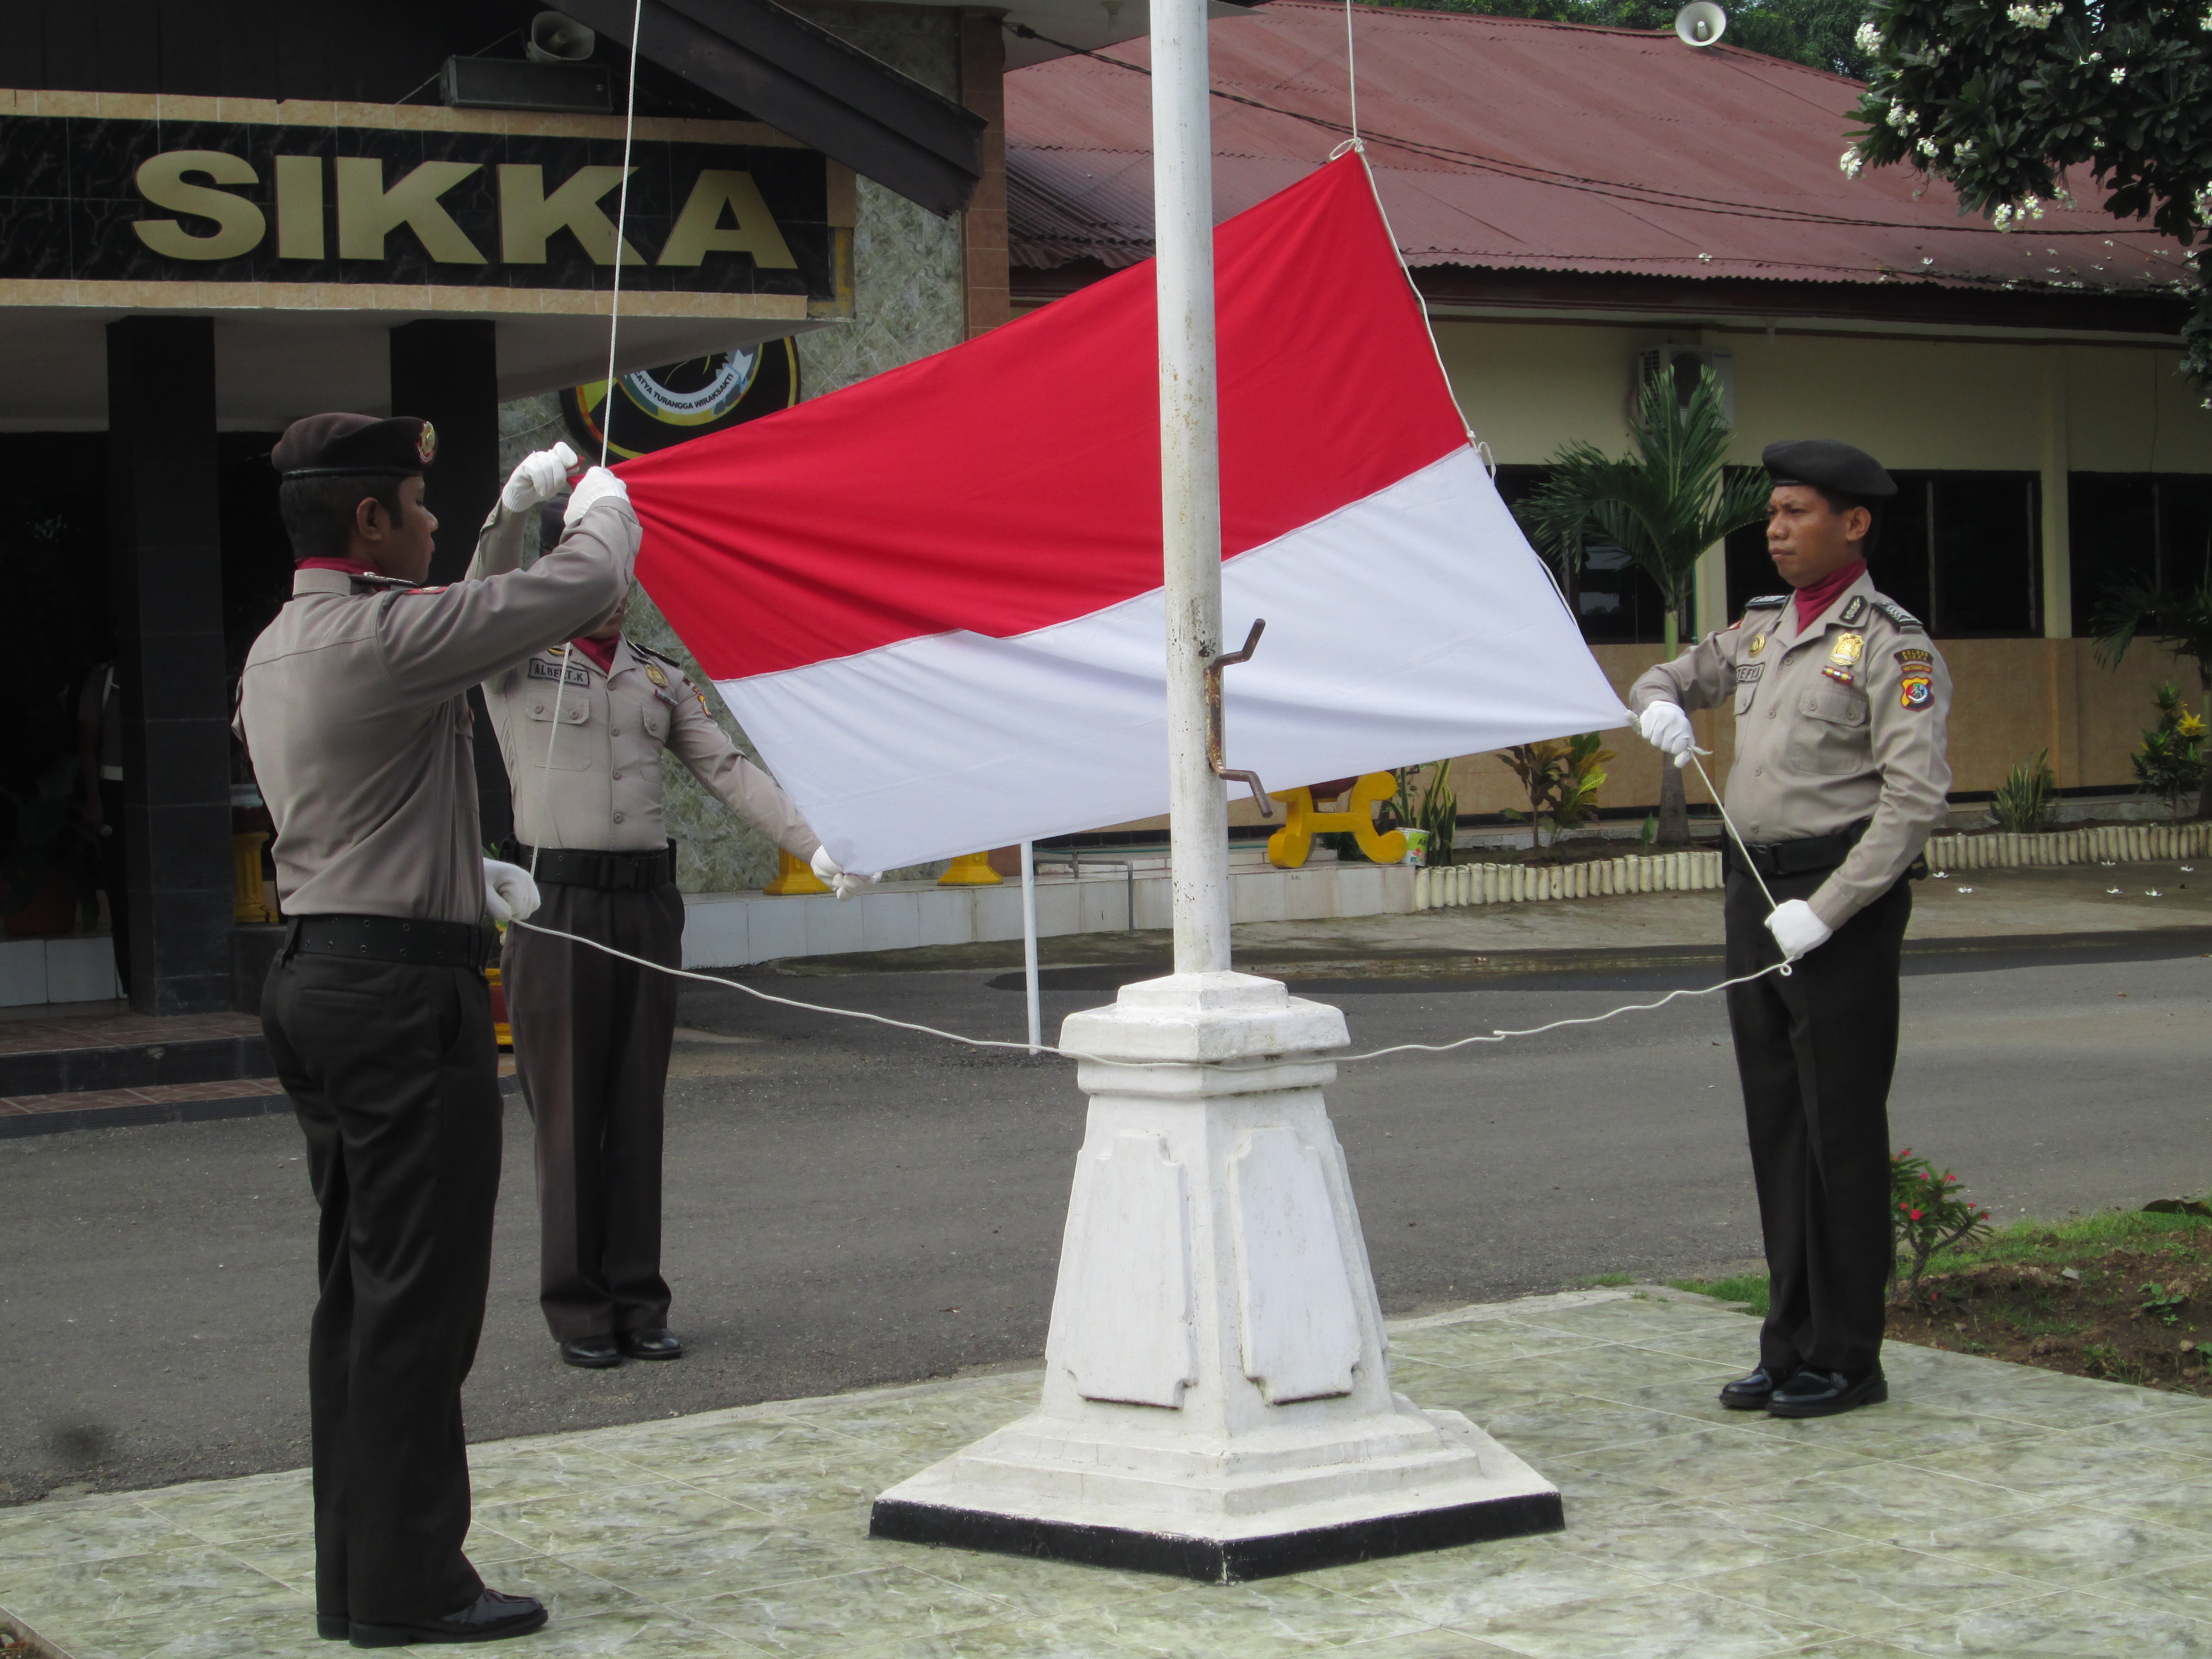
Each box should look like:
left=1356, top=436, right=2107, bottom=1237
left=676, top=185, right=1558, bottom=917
left=1006, top=0, right=2212, bottom=821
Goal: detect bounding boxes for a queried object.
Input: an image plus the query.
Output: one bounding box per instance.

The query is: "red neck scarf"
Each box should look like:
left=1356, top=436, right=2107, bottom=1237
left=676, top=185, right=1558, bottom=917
left=572, top=634, right=619, bottom=673
left=297, top=557, right=382, bottom=577
left=1793, top=559, right=1866, bottom=633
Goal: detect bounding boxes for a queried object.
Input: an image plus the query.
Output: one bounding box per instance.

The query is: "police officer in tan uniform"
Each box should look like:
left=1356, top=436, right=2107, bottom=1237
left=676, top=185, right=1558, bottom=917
left=467, top=450, right=871, bottom=1370
left=1630, top=440, right=1951, bottom=1420
left=236, top=413, right=635, bottom=1646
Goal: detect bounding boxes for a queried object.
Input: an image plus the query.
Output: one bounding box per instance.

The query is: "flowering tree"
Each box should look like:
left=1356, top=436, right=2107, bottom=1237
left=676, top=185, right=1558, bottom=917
left=1844, top=1, right=2212, bottom=393
left=1890, top=1148, right=1995, bottom=1301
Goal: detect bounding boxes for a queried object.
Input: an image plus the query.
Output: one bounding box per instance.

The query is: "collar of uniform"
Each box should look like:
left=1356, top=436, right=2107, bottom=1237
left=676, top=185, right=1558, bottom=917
left=1772, top=568, right=1880, bottom=652
left=291, top=567, right=416, bottom=597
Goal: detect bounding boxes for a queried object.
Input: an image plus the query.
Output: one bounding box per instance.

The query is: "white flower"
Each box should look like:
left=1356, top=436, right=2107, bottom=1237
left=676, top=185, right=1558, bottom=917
left=2008, top=0, right=2058, bottom=25
left=1955, top=138, right=1978, bottom=158
left=1855, top=20, right=1884, bottom=53
left=1886, top=101, right=1916, bottom=130
left=2110, top=65, right=2128, bottom=83
left=1840, top=145, right=1867, bottom=179
left=1917, top=137, right=1941, bottom=157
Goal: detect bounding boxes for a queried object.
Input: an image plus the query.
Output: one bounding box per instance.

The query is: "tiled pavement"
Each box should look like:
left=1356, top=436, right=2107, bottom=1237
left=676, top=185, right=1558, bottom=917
left=4, top=1288, right=2209, bottom=1659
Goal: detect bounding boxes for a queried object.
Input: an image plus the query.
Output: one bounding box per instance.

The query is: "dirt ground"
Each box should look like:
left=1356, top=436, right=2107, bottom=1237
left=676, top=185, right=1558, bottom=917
left=1887, top=1225, right=2212, bottom=1396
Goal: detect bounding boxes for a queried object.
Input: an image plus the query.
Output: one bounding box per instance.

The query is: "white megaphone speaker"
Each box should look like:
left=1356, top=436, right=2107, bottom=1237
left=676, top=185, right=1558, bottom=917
left=527, top=11, right=598, bottom=63
left=1674, top=2, right=1727, bottom=45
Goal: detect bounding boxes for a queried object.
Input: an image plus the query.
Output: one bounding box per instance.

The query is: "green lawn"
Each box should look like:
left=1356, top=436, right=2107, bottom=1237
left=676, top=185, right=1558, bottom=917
left=1663, top=1207, right=2212, bottom=1319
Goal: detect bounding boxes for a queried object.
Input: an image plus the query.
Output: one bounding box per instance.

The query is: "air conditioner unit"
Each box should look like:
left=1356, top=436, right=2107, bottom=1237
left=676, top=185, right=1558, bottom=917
left=1635, top=345, right=1735, bottom=427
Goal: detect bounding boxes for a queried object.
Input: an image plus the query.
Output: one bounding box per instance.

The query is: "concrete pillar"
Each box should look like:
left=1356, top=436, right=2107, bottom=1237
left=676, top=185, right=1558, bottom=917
left=391, top=319, right=510, bottom=843
left=1693, top=539, right=1729, bottom=640
left=959, top=8, right=1010, bottom=338
left=105, top=317, right=234, bottom=1015
left=2038, top=347, right=2072, bottom=641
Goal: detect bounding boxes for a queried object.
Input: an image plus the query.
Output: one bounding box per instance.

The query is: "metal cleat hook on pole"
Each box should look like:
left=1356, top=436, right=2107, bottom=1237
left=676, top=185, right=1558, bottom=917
left=1205, top=617, right=1273, bottom=816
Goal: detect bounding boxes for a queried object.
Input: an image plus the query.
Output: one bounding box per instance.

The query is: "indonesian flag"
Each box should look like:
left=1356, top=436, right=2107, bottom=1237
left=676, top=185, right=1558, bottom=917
left=625, top=156, right=1624, bottom=874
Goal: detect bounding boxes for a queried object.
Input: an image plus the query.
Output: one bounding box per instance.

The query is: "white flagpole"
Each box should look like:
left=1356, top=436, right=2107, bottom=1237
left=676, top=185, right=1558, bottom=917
left=1020, top=840, right=1040, bottom=1054
left=1152, top=0, right=1231, bottom=977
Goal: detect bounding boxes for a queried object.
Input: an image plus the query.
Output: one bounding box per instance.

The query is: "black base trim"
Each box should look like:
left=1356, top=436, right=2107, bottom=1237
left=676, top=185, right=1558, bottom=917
left=869, top=1491, right=1563, bottom=1583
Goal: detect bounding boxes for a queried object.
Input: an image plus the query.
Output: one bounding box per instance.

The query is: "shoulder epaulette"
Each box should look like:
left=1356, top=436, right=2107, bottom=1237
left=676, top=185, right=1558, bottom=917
left=1742, top=593, right=1788, bottom=610
left=628, top=640, right=686, bottom=671
left=1873, top=599, right=1923, bottom=632
left=351, top=572, right=418, bottom=592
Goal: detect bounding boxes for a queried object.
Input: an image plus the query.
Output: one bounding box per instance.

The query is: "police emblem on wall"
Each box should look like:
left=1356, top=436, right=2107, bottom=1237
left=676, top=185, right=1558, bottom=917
left=562, top=339, right=799, bottom=460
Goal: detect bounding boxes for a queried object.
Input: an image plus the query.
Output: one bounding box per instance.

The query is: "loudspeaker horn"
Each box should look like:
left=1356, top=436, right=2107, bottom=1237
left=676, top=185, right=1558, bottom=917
left=527, top=11, right=597, bottom=63
left=1674, top=2, right=1727, bottom=46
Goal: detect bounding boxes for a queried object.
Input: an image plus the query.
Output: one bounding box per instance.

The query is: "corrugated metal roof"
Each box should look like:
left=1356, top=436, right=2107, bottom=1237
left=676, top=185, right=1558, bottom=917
left=1006, top=0, right=2190, bottom=299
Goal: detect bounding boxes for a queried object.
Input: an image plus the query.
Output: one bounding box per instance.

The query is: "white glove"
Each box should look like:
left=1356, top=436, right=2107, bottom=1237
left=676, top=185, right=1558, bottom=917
left=1764, top=899, right=1833, bottom=961
left=811, top=846, right=881, bottom=902
left=564, top=465, right=629, bottom=526
left=1637, top=701, right=1696, bottom=767
left=501, top=442, right=578, bottom=513
left=484, top=858, right=541, bottom=925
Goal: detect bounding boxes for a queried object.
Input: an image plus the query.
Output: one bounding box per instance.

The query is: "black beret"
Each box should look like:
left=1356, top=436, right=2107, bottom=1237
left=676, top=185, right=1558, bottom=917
left=273, top=413, right=438, bottom=479
left=1762, top=439, right=1895, bottom=500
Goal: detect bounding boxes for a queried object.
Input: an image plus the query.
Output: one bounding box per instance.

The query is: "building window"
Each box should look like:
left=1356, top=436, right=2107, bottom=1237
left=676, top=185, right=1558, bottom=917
left=1725, top=471, right=2042, bottom=637
left=1495, top=464, right=1672, bottom=644
left=2068, top=474, right=2212, bottom=637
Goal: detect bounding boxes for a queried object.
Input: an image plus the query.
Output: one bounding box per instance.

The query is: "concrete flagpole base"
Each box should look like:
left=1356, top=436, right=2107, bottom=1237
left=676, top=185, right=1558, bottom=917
left=870, top=971, right=1561, bottom=1582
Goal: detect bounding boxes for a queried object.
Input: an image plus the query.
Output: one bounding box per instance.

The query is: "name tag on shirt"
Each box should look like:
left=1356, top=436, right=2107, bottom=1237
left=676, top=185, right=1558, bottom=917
left=529, top=658, right=591, bottom=689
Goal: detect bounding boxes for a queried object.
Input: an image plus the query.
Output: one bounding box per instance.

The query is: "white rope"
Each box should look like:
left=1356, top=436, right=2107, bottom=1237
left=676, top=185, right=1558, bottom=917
left=505, top=916, right=1783, bottom=1070
left=1343, top=0, right=1359, bottom=145
left=529, top=0, right=644, bottom=887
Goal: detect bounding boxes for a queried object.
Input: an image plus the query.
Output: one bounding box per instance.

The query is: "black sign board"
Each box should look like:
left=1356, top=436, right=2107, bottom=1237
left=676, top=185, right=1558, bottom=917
left=0, top=108, right=840, bottom=305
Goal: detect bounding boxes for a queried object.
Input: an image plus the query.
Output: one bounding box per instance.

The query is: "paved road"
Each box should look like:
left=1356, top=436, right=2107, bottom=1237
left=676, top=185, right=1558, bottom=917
left=4, top=931, right=2207, bottom=1504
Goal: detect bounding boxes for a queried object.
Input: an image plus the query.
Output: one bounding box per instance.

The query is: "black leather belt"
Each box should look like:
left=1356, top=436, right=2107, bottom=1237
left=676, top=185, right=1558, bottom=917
left=1725, top=818, right=1872, bottom=881
left=285, top=914, right=493, bottom=971
left=500, top=840, right=675, bottom=892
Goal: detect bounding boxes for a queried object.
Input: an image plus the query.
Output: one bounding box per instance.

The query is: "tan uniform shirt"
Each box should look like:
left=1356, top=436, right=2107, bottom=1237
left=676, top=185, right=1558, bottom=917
left=1628, top=570, right=1952, bottom=930
left=235, top=499, right=638, bottom=922
left=468, top=504, right=820, bottom=863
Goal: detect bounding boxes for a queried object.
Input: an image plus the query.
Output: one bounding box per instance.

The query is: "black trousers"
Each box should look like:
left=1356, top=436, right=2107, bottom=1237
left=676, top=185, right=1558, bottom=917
left=1723, top=866, right=1911, bottom=1381
left=262, top=951, right=501, bottom=1625
left=501, top=881, right=684, bottom=1342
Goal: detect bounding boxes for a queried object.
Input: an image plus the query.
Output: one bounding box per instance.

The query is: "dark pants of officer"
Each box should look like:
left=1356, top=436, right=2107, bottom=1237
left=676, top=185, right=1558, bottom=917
left=1723, top=865, right=1911, bottom=1382
left=97, top=777, right=130, bottom=996
left=501, top=878, right=685, bottom=1342
left=262, top=950, right=499, bottom=1626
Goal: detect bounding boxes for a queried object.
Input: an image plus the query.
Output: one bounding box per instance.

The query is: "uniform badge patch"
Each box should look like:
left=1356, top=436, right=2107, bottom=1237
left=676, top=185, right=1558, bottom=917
left=416, top=421, right=438, bottom=464
left=1735, top=663, right=1763, bottom=683
left=1901, top=672, right=1934, bottom=710
left=1747, top=633, right=1765, bottom=656
left=528, top=657, right=590, bottom=688
left=644, top=663, right=669, bottom=687
left=1823, top=630, right=1863, bottom=683
left=1895, top=648, right=1932, bottom=667
left=1839, top=595, right=1868, bottom=626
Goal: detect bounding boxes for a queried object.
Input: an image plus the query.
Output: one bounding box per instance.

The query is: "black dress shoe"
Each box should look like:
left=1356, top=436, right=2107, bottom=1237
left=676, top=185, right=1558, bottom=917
left=560, top=1334, right=621, bottom=1369
left=349, top=1588, right=548, bottom=1647
left=319, top=1614, right=350, bottom=1640
left=618, top=1327, right=684, bottom=1360
left=1767, top=1367, right=1887, bottom=1418
left=1718, top=1367, right=1790, bottom=1411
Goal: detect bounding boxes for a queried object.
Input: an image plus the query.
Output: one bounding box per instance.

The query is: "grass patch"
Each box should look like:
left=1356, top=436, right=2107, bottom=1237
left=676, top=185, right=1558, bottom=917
left=1667, top=1273, right=1769, bottom=1315
left=1668, top=1207, right=2212, bottom=1394
left=1578, top=1273, right=1635, bottom=1287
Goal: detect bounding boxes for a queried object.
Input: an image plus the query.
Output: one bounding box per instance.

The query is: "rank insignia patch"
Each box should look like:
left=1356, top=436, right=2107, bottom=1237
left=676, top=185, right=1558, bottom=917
left=1839, top=595, right=1867, bottom=626
left=1901, top=672, right=1934, bottom=710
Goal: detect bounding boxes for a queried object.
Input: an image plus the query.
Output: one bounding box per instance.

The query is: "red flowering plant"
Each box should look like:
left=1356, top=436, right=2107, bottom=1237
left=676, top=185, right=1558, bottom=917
left=1889, top=1149, right=1995, bottom=1304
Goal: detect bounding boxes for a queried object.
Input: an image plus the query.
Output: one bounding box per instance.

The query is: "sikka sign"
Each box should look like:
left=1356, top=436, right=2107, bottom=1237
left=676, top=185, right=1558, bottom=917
left=0, top=107, right=844, bottom=306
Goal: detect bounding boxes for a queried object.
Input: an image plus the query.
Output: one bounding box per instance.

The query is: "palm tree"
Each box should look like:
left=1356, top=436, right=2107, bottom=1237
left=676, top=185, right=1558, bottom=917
left=1515, top=368, right=1770, bottom=844
left=2094, top=560, right=2212, bottom=820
